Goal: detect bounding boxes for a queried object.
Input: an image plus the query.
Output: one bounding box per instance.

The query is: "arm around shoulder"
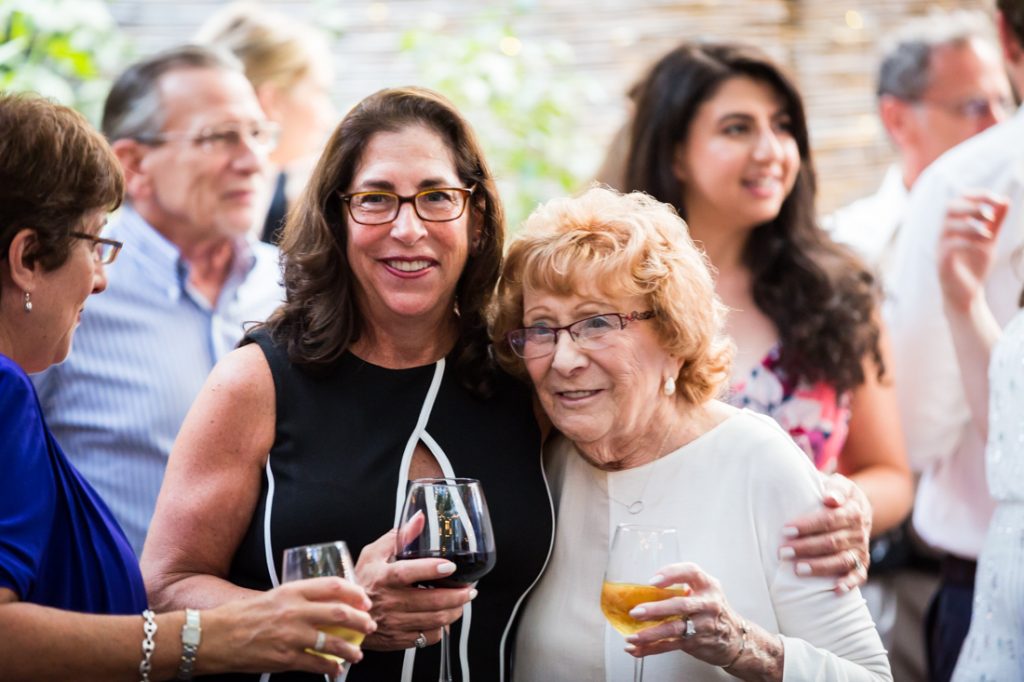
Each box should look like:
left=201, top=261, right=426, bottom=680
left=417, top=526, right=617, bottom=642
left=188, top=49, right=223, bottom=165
left=142, top=343, right=276, bottom=612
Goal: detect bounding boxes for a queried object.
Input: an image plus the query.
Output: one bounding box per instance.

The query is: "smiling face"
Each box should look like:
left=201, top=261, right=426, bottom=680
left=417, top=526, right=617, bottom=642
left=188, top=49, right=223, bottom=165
left=674, top=75, right=800, bottom=235
left=345, top=124, right=480, bottom=334
left=132, top=67, right=270, bottom=245
left=522, top=287, right=681, bottom=468
left=30, top=210, right=110, bottom=370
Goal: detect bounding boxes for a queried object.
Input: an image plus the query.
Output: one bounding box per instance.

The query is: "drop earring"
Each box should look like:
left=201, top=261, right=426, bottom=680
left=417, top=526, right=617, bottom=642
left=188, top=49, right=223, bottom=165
left=23, top=291, right=32, bottom=313
left=663, top=375, right=676, bottom=397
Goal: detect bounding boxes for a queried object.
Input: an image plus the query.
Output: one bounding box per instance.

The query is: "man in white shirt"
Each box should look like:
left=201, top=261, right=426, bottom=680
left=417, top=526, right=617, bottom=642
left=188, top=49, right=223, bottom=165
left=888, top=2, right=1024, bottom=681
left=32, top=46, right=284, bottom=555
left=826, top=14, right=1013, bottom=682
left=828, top=11, right=1011, bottom=276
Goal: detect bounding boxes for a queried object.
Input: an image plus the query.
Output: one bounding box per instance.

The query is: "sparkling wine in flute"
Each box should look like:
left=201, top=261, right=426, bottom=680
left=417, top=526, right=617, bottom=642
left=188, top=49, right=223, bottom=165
left=600, top=582, right=692, bottom=636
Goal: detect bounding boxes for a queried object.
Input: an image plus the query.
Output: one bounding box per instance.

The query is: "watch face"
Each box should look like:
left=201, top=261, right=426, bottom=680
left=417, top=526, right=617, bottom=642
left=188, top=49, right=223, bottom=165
left=183, top=630, right=201, bottom=647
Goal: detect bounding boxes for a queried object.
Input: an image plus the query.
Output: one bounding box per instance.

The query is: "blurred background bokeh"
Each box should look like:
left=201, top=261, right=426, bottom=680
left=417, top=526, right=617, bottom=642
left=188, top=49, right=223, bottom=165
left=1, top=0, right=994, bottom=229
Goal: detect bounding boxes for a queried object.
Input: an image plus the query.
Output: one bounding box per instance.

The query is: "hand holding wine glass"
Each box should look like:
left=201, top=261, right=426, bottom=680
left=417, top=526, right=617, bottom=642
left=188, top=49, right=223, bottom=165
left=396, top=478, right=497, bottom=682
left=601, top=524, right=684, bottom=682
left=281, top=541, right=373, bottom=682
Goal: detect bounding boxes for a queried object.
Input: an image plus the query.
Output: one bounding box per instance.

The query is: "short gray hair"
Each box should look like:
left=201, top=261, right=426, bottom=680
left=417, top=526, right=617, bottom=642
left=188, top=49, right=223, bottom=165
left=101, top=44, right=244, bottom=142
left=877, top=10, right=996, bottom=101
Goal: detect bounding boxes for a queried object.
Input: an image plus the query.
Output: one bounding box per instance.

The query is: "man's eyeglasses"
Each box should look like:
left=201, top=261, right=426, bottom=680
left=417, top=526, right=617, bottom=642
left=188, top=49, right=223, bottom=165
left=135, top=121, right=281, bottom=155
left=918, top=95, right=1014, bottom=121
left=340, top=186, right=476, bottom=225
left=70, top=232, right=123, bottom=265
left=506, top=311, right=656, bottom=359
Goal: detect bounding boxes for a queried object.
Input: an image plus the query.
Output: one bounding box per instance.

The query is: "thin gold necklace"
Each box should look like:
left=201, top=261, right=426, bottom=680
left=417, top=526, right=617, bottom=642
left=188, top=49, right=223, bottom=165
left=606, top=425, right=676, bottom=515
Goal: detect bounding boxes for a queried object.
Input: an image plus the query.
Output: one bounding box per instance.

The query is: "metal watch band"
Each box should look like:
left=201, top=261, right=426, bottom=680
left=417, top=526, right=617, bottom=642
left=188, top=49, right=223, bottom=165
left=176, top=608, right=201, bottom=680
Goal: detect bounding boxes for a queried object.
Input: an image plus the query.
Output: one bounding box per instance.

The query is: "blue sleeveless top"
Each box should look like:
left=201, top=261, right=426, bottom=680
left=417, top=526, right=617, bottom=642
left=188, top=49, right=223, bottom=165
left=0, top=354, right=147, bottom=614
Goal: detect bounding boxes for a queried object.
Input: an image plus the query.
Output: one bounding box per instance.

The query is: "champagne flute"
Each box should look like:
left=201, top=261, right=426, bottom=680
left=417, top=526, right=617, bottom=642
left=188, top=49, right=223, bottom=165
left=601, top=524, right=684, bottom=682
left=395, top=477, right=497, bottom=682
left=281, top=540, right=363, bottom=682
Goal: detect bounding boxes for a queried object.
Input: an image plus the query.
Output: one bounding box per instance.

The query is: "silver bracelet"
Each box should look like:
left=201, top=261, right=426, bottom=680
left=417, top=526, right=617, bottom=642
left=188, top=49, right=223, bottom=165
left=721, top=619, right=748, bottom=670
left=140, top=609, right=158, bottom=682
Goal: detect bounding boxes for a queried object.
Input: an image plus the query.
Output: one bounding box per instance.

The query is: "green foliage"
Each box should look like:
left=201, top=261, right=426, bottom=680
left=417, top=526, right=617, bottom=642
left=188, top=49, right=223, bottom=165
left=399, top=11, right=604, bottom=232
left=0, top=0, right=130, bottom=124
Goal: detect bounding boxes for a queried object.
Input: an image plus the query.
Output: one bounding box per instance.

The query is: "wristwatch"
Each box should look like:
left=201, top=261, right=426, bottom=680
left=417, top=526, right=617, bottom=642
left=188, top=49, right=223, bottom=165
left=176, top=608, right=202, bottom=680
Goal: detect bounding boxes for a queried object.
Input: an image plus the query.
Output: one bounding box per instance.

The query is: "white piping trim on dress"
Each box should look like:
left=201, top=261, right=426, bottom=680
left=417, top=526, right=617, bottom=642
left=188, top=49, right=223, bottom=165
left=398, top=359, right=448, bottom=682
left=259, top=455, right=279, bottom=682
left=498, top=438, right=556, bottom=682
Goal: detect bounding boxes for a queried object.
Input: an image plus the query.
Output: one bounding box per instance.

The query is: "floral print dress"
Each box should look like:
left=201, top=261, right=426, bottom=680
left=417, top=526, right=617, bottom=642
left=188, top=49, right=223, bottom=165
left=727, top=344, right=851, bottom=473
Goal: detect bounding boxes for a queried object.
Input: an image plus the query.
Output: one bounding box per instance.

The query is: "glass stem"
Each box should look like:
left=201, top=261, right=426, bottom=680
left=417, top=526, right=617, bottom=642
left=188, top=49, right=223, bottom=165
left=439, top=625, right=453, bottom=682
left=633, top=656, right=644, bottom=682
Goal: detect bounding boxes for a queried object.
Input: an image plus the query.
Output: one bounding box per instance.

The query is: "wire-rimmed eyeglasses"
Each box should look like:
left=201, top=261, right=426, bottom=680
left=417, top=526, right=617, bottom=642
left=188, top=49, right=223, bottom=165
left=70, top=231, right=123, bottom=265
left=506, top=310, right=656, bottom=359
left=134, top=120, right=281, bottom=155
left=340, top=186, right=476, bottom=225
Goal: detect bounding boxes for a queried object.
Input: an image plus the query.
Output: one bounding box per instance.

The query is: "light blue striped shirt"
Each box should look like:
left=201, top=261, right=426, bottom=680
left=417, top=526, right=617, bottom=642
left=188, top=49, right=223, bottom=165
left=32, top=207, right=284, bottom=555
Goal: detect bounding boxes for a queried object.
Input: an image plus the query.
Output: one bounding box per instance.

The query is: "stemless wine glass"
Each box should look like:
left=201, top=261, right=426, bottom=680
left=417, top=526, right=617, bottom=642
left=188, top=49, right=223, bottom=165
left=601, top=524, right=683, bottom=682
left=281, top=541, right=363, bottom=682
left=395, top=477, right=497, bottom=682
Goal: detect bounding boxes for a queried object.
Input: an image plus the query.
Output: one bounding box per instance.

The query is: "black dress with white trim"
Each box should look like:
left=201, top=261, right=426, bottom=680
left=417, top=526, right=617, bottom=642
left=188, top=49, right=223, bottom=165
left=201, top=329, right=553, bottom=682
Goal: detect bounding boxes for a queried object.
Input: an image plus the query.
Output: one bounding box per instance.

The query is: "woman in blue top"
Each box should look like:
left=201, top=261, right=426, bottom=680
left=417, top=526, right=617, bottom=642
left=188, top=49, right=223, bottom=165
left=0, top=92, right=374, bottom=680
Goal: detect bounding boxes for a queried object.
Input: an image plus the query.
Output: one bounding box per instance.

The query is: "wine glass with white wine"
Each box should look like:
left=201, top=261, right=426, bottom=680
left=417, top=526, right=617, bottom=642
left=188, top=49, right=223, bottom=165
left=601, top=524, right=686, bottom=682
left=281, top=540, right=364, bottom=682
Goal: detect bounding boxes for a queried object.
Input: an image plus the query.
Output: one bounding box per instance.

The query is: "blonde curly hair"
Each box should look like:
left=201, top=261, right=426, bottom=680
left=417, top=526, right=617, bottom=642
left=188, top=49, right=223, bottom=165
left=491, top=186, right=734, bottom=406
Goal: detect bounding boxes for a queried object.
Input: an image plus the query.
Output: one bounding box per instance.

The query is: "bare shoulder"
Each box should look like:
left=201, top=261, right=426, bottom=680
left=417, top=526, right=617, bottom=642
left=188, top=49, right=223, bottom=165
left=174, top=343, right=276, bottom=465
left=204, top=342, right=274, bottom=401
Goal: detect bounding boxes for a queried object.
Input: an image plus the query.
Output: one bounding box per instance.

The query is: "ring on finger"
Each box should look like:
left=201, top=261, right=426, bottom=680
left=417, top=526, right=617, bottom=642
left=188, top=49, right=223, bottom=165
left=313, top=630, right=327, bottom=652
left=847, top=549, right=863, bottom=572
left=683, top=617, right=697, bottom=639
left=414, top=631, right=428, bottom=649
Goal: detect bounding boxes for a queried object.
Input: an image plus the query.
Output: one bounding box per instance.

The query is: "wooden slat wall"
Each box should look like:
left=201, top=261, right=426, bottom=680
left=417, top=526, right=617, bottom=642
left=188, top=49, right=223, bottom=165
left=105, top=0, right=993, bottom=213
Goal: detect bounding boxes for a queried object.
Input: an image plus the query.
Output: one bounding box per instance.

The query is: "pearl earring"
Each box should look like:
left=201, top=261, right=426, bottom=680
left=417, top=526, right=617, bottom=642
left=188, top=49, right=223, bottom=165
left=23, top=291, right=32, bottom=313
left=663, top=376, right=676, bottom=397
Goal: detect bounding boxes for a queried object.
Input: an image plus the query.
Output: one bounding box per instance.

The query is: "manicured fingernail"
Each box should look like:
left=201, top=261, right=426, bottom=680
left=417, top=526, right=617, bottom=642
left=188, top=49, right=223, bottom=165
left=629, top=606, right=646, bottom=618
left=836, top=582, right=850, bottom=594
left=796, top=562, right=812, bottom=575
left=624, top=644, right=637, bottom=653
left=829, top=492, right=846, bottom=505
left=468, top=589, right=478, bottom=600
left=437, top=562, right=456, bottom=575
left=778, top=546, right=795, bottom=560
left=783, top=526, right=799, bottom=538
left=979, top=204, right=995, bottom=221
left=647, top=574, right=665, bottom=585
left=626, top=635, right=639, bottom=644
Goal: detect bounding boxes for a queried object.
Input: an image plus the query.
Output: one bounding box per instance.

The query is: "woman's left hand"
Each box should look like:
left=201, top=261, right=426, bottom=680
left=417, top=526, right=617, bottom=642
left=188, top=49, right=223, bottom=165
left=779, top=473, right=871, bottom=593
left=624, top=562, right=780, bottom=676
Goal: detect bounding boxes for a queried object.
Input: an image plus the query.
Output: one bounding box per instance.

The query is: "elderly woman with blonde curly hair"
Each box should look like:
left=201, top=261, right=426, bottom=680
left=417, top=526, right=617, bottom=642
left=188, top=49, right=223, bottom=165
left=493, top=187, right=890, bottom=681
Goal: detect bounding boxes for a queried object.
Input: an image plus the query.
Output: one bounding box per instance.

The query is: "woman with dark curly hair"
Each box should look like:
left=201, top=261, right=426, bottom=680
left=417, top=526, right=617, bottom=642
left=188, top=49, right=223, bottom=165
left=142, top=86, right=553, bottom=681
left=615, top=42, right=912, bottom=592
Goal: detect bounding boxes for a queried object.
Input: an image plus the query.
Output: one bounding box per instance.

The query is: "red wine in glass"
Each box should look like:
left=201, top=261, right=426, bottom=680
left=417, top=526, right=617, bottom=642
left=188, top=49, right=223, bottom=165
left=396, top=478, right=496, bottom=682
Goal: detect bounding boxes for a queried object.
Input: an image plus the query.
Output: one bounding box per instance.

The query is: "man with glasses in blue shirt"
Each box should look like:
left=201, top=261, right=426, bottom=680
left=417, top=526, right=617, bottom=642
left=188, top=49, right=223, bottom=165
left=32, top=45, right=285, bottom=557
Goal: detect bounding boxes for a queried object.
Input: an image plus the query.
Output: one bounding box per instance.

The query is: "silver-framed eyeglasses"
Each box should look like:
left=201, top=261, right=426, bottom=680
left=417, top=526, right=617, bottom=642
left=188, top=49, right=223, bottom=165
left=70, top=232, right=122, bottom=265
left=506, top=310, right=656, bottom=359
left=917, top=95, right=1014, bottom=121
left=340, top=186, right=476, bottom=225
left=135, top=120, right=280, bottom=155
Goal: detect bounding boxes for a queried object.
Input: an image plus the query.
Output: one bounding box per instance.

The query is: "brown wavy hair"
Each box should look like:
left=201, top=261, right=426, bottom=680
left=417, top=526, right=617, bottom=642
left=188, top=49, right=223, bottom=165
left=492, top=186, right=734, bottom=406
left=250, top=87, right=505, bottom=396
left=624, top=42, right=883, bottom=394
left=1, top=93, right=123, bottom=287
